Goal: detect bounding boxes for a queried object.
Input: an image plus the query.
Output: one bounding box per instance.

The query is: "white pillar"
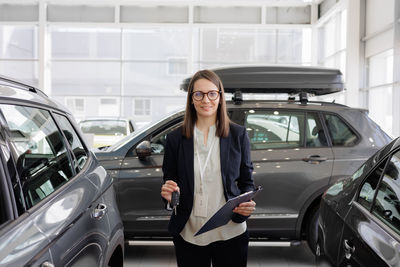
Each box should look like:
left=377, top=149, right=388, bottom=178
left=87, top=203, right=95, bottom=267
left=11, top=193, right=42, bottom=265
left=311, top=3, right=319, bottom=66
left=345, top=0, right=361, bottom=108
left=38, top=1, right=49, bottom=94
left=393, top=0, right=400, bottom=137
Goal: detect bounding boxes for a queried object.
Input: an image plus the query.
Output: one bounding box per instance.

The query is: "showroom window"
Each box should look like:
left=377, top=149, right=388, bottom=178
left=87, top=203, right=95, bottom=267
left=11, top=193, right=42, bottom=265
left=99, top=97, right=120, bottom=116
left=4, top=8, right=315, bottom=125
left=367, top=49, right=393, bottom=135
left=133, top=99, right=151, bottom=116
left=50, top=27, right=121, bottom=98
left=51, top=27, right=121, bottom=117
left=167, top=58, right=188, bottom=75
left=316, top=9, right=347, bottom=104
left=122, top=28, right=190, bottom=97
left=318, top=9, right=347, bottom=73
left=0, top=104, right=74, bottom=209
left=65, top=97, right=85, bottom=117
left=0, top=25, right=38, bottom=86
left=197, top=28, right=311, bottom=70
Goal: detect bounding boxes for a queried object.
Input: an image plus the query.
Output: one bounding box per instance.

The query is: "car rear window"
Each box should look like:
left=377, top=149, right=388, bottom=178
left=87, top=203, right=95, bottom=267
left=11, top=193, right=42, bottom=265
left=324, top=114, right=358, bottom=147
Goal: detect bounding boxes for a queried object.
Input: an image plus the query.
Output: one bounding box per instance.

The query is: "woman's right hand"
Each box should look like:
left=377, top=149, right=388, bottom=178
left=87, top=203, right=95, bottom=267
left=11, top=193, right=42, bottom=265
left=161, top=180, right=180, bottom=203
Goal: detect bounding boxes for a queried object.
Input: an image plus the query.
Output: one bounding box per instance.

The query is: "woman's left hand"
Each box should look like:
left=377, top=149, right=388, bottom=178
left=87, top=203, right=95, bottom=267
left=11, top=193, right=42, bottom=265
left=233, top=200, right=256, bottom=216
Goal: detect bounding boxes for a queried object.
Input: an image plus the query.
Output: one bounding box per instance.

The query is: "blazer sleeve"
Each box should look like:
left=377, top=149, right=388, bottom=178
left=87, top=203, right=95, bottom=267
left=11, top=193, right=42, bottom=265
left=161, top=131, right=179, bottom=209
left=232, top=126, right=255, bottom=223
left=238, top=127, right=255, bottom=192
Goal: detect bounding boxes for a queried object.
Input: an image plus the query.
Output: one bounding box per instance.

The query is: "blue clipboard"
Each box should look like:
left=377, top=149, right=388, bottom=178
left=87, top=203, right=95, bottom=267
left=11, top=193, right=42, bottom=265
left=194, top=186, right=263, bottom=236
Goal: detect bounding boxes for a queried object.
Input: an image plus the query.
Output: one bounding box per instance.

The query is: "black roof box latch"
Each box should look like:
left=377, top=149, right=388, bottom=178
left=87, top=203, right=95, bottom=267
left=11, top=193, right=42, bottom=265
left=232, top=90, right=243, bottom=105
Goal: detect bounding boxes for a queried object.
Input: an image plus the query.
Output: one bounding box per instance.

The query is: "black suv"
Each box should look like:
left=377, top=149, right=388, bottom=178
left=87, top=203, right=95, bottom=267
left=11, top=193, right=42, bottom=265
left=0, top=77, right=124, bottom=266
left=95, top=66, right=391, bottom=252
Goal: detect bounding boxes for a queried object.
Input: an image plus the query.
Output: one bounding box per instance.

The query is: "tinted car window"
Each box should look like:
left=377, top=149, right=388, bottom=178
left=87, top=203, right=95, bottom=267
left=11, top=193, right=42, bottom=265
left=245, top=110, right=304, bottom=149
left=54, top=114, right=88, bottom=171
left=0, top=104, right=74, bottom=208
left=0, top=177, right=7, bottom=225
left=324, top=114, right=358, bottom=146
left=151, top=123, right=182, bottom=154
left=358, top=159, right=388, bottom=211
left=372, top=150, right=400, bottom=234
left=306, top=113, right=328, bottom=147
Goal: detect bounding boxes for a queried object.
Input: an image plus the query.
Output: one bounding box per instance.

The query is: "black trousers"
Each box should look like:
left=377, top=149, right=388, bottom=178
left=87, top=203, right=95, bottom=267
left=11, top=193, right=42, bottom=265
left=172, top=231, right=249, bottom=267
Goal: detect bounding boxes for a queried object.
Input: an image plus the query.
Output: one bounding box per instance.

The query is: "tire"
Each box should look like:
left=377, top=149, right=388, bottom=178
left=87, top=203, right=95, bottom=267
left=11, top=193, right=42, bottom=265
left=306, top=205, right=319, bottom=255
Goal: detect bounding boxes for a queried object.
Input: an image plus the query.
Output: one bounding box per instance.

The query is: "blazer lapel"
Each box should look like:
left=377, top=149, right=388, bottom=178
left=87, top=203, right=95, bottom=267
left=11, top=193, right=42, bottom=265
left=182, top=136, right=194, bottom=197
left=220, top=131, right=231, bottom=191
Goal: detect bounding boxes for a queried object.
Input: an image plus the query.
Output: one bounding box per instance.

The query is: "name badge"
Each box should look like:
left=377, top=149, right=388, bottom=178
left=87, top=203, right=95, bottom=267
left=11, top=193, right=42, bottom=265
left=194, top=193, right=208, bottom=218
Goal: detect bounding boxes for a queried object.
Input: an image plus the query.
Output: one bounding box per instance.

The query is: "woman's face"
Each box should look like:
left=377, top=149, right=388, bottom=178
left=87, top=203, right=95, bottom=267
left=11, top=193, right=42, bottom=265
left=192, top=78, right=220, bottom=119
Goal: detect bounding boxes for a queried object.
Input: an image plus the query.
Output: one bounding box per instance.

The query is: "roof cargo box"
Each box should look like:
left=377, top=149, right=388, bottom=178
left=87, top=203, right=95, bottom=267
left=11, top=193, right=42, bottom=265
left=180, top=65, right=344, bottom=96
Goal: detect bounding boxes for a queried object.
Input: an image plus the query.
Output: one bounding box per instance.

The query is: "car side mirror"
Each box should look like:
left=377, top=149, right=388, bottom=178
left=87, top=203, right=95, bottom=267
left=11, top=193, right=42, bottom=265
left=136, top=140, right=151, bottom=160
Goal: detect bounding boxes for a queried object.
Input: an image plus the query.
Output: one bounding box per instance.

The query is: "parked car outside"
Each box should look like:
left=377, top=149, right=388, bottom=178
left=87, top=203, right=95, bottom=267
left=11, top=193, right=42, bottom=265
left=95, top=66, right=391, bottom=252
left=0, top=76, right=124, bottom=266
left=317, top=137, right=400, bottom=266
left=79, top=117, right=136, bottom=148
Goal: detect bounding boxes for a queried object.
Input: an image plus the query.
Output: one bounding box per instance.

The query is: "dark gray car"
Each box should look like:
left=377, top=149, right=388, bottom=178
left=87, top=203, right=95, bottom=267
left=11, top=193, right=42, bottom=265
left=96, top=66, right=391, bottom=252
left=0, top=77, right=124, bottom=266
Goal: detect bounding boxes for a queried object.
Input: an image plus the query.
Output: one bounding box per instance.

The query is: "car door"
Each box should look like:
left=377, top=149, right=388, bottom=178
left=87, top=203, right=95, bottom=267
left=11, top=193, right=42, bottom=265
left=239, top=109, right=334, bottom=238
left=0, top=104, right=109, bottom=266
left=323, top=113, right=370, bottom=182
left=117, top=118, right=183, bottom=236
left=0, top=127, right=53, bottom=267
left=46, top=113, right=111, bottom=267
left=338, top=149, right=400, bottom=266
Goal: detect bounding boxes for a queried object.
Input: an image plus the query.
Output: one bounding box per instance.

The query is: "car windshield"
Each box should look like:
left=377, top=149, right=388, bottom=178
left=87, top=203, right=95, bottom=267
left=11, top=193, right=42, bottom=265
left=80, top=120, right=127, bottom=135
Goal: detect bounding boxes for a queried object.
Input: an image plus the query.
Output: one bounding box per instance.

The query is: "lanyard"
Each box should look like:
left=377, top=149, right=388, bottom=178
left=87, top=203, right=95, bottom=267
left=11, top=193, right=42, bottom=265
left=194, top=129, right=216, bottom=194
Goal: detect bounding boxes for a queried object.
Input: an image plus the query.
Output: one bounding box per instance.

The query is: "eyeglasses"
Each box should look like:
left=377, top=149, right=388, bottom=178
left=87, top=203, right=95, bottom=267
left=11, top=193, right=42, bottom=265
left=192, top=90, right=221, bottom=101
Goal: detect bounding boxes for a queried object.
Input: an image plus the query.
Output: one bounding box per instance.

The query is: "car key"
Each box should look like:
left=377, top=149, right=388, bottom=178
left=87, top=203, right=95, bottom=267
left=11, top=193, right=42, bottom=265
left=171, top=191, right=180, bottom=215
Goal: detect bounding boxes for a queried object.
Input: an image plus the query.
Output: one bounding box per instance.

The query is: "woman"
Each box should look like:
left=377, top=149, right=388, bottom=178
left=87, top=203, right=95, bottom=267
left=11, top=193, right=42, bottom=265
left=161, top=69, right=256, bottom=267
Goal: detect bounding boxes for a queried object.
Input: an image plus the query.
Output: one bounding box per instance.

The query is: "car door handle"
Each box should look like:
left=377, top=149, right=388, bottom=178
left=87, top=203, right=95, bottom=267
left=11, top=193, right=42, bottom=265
left=92, top=203, right=108, bottom=219
left=344, top=239, right=355, bottom=260
left=302, top=155, right=327, bottom=163
left=41, top=262, right=55, bottom=267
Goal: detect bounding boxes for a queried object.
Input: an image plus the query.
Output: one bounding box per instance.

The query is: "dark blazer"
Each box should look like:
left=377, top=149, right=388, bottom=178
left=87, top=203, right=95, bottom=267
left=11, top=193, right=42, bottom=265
left=162, top=122, right=255, bottom=237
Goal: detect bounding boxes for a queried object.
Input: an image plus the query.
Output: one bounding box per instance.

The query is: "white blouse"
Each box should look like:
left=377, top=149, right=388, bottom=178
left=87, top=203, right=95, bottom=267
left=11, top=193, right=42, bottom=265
left=180, top=125, right=246, bottom=246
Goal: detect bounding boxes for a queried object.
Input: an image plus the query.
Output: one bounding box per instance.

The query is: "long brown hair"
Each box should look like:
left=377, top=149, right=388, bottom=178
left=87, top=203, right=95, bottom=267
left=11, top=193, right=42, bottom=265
left=182, top=69, right=230, bottom=138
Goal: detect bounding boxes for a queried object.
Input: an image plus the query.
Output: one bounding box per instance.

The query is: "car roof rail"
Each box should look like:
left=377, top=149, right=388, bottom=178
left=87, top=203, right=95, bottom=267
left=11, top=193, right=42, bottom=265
left=228, top=99, right=349, bottom=107
left=0, top=75, right=38, bottom=94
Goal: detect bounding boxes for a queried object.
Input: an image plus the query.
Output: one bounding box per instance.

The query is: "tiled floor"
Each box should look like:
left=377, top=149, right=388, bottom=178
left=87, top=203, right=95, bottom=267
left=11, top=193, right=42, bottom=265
left=124, top=241, right=316, bottom=266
